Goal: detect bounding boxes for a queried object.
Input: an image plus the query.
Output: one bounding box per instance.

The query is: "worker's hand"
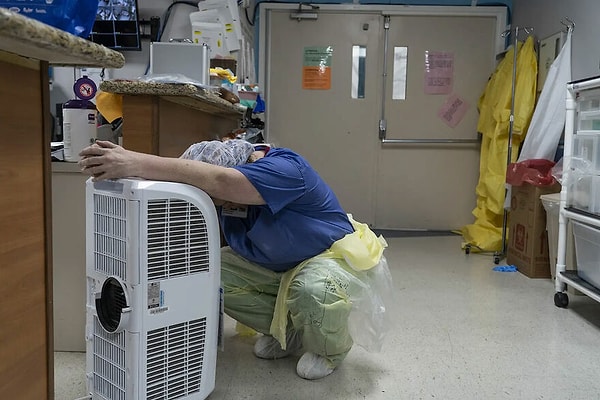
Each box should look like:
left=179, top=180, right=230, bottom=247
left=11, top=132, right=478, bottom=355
left=78, top=140, right=139, bottom=181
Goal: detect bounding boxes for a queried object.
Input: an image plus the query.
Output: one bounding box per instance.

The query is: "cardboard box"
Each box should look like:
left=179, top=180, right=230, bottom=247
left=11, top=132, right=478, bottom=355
left=507, top=183, right=561, bottom=278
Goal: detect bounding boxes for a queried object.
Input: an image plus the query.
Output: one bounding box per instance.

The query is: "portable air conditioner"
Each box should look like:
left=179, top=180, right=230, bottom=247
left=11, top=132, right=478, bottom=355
left=85, top=178, right=221, bottom=400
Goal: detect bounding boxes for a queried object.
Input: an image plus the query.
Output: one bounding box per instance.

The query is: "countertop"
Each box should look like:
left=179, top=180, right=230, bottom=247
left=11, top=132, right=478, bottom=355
left=100, top=79, right=246, bottom=118
left=0, top=7, right=124, bottom=68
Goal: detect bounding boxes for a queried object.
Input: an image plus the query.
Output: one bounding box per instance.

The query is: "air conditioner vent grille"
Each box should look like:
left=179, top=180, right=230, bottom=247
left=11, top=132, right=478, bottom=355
left=147, top=199, right=210, bottom=280
left=146, top=318, right=207, bottom=400
left=93, top=193, right=128, bottom=281
left=92, top=316, right=127, bottom=400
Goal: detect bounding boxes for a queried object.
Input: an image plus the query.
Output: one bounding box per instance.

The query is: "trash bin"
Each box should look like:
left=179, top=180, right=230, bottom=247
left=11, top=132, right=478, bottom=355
left=540, top=193, right=578, bottom=282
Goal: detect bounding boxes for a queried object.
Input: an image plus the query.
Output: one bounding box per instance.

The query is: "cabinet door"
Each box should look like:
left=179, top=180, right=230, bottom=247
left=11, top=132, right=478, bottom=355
left=0, top=56, right=52, bottom=399
left=261, top=6, right=504, bottom=229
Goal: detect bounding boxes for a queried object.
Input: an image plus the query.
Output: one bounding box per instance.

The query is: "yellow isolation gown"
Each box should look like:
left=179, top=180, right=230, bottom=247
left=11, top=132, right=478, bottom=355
left=460, top=36, right=538, bottom=252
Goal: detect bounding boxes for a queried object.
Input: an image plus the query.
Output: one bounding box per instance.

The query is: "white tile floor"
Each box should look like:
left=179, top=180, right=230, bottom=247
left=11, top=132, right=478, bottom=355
left=55, top=235, right=600, bottom=400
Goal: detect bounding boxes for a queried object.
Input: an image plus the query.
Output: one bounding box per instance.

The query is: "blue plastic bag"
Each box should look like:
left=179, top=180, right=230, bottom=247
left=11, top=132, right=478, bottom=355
left=493, top=265, right=518, bottom=272
left=1, top=0, right=99, bottom=37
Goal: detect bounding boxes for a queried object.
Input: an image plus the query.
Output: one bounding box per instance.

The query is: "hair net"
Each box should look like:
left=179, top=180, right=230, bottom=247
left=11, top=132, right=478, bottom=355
left=180, top=139, right=254, bottom=167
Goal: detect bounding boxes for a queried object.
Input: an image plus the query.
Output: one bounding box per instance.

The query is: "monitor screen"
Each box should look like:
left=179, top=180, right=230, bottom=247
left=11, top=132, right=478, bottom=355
left=88, top=0, right=141, bottom=51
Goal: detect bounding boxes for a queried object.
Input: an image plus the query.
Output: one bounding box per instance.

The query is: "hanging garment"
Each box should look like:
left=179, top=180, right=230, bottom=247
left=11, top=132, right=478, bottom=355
left=460, top=36, right=538, bottom=251
left=517, top=30, right=572, bottom=162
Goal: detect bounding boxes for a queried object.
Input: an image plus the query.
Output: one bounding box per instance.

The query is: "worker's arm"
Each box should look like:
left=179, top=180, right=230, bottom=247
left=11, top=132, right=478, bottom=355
left=79, top=140, right=265, bottom=205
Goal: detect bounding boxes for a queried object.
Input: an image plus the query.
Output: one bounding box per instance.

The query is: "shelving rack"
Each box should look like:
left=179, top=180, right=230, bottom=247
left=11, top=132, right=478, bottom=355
left=554, top=75, right=600, bottom=307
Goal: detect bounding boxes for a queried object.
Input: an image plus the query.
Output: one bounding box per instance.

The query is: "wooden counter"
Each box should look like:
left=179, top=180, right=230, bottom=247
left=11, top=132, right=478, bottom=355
left=99, top=79, right=245, bottom=156
left=0, top=7, right=124, bottom=400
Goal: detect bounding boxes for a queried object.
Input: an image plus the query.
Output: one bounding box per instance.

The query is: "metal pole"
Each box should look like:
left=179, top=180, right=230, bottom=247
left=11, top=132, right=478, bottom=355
left=379, top=15, right=390, bottom=140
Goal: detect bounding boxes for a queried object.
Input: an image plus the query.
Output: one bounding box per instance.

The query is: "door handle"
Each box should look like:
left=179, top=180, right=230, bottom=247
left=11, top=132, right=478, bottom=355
left=381, top=137, right=480, bottom=144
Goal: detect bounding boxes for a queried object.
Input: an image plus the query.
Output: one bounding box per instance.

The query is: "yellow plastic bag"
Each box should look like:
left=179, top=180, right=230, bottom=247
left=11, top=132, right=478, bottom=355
left=270, top=216, right=392, bottom=352
left=329, top=215, right=388, bottom=271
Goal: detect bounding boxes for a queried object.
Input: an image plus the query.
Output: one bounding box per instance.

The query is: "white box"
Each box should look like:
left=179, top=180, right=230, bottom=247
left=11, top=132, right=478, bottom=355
left=190, top=21, right=228, bottom=58
left=149, top=42, right=210, bottom=85
left=572, top=220, right=600, bottom=289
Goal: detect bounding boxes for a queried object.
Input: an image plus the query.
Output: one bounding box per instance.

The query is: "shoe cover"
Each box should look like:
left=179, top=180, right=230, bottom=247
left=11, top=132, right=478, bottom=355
left=296, top=352, right=335, bottom=380
left=253, top=332, right=301, bottom=359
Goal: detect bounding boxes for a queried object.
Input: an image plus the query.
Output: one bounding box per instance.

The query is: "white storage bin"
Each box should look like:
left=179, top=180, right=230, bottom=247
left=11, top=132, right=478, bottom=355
left=572, top=220, right=600, bottom=288
left=579, top=97, right=600, bottom=112
left=577, top=111, right=600, bottom=133
left=573, top=134, right=600, bottom=172
left=577, top=89, right=600, bottom=133
left=567, top=172, right=600, bottom=215
left=571, top=133, right=600, bottom=175
left=577, top=89, right=600, bottom=112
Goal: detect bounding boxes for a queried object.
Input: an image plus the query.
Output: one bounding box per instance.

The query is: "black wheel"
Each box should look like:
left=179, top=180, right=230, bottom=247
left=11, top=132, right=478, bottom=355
left=465, top=245, right=471, bottom=255
left=554, top=292, right=569, bottom=308
left=493, top=255, right=500, bottom=264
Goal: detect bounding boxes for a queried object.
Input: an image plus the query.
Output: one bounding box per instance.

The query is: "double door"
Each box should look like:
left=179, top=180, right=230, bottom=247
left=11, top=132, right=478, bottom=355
left=260, top=5, right=506, bottom=229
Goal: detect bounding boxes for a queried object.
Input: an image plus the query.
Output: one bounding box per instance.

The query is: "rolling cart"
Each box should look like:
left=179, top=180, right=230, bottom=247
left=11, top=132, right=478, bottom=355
left=554, top=75, right=600, bottom=308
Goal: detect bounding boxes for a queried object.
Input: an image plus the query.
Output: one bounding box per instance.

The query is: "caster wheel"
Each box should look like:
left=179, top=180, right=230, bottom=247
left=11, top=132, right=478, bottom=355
left=493, top=255, right=500, bottom=264
left=554, top=292, right=569, bottom=308
left=465, top=245, right=471, bottom=255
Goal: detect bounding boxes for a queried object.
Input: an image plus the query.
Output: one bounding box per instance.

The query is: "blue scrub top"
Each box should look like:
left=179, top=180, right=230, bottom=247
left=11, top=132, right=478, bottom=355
left=219, top=148, right=353, bottom=272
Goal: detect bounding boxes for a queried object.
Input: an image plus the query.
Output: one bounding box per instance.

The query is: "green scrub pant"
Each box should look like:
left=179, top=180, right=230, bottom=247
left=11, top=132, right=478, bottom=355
left=221, top=247, right=359, bottom=367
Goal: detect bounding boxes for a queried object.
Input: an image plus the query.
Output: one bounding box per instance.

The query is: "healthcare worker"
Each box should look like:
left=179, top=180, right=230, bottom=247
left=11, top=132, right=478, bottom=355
left=79, top=139, right=389, bottom=380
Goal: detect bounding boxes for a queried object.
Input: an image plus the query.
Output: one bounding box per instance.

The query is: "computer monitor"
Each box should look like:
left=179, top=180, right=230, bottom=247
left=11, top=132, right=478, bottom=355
left=88, top=0, right=141, bottom=51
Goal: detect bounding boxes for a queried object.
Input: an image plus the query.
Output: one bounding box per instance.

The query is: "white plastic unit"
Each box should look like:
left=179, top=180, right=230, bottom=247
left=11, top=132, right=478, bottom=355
left=85, top=178, right=221, bottom=400
left=576, top=87, right=600, bottom=133
left=572, top=221, right=600, bottom=289
left=555, top=76, right=600, bottom=307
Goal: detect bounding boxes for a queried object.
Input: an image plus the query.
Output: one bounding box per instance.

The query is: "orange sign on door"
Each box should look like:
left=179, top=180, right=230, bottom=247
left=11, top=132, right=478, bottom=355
left=302, top=46, right=333, bottom=90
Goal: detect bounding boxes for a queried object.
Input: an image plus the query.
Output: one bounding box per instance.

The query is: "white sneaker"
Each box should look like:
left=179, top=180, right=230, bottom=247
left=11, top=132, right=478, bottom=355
left=296, top=352, right=335, bottom=380
left=253, top=331, right=302, bottom=359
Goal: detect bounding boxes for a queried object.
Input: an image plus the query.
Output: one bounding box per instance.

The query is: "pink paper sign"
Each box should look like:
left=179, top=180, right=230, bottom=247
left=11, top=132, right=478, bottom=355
left=424, top=51, right=454, bottom=95
left=437, top=94, right=469, bottom=128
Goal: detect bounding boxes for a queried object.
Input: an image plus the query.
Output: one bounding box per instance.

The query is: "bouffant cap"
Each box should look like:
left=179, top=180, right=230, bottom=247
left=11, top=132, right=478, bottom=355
left=180, top=139, right=254, bottom=167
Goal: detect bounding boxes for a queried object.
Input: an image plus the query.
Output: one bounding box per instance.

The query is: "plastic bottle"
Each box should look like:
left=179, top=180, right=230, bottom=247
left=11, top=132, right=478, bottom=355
left=62, top=99, right=97, bottom=162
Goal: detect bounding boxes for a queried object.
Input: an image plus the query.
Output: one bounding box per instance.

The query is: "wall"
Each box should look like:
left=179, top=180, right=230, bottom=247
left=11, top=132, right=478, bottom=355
left=512, top=0, right=599, bottom=81
left=50, top=0, right=511, bottom=112
left=50, top=0, right=203, bottom=110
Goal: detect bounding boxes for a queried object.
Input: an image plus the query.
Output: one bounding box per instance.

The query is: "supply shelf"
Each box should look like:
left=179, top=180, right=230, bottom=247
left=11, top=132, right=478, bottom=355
left=555, top=75, right=600, bottom=308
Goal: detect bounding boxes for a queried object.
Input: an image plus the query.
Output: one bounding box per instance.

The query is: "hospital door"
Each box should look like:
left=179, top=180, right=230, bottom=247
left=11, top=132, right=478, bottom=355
left=262, top=6, right=504, bottom=230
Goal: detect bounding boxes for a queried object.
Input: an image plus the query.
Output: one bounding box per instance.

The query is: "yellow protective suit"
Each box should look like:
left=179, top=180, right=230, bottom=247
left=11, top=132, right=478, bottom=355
left=220, top=215, right=392, bottom=367
left=270, top=216, right=389, bottom=348
left=460, top=36, right=538, bottom=251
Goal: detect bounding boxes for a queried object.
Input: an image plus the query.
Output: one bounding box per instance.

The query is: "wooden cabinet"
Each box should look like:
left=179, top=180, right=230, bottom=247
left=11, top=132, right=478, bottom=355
left=122, top=95, right=242, bottom=157
left=0, top=52, right=53, bottom=400
left=0, top=8, right=124, bottom=399
left=99, top=80, right=244, bottom=157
